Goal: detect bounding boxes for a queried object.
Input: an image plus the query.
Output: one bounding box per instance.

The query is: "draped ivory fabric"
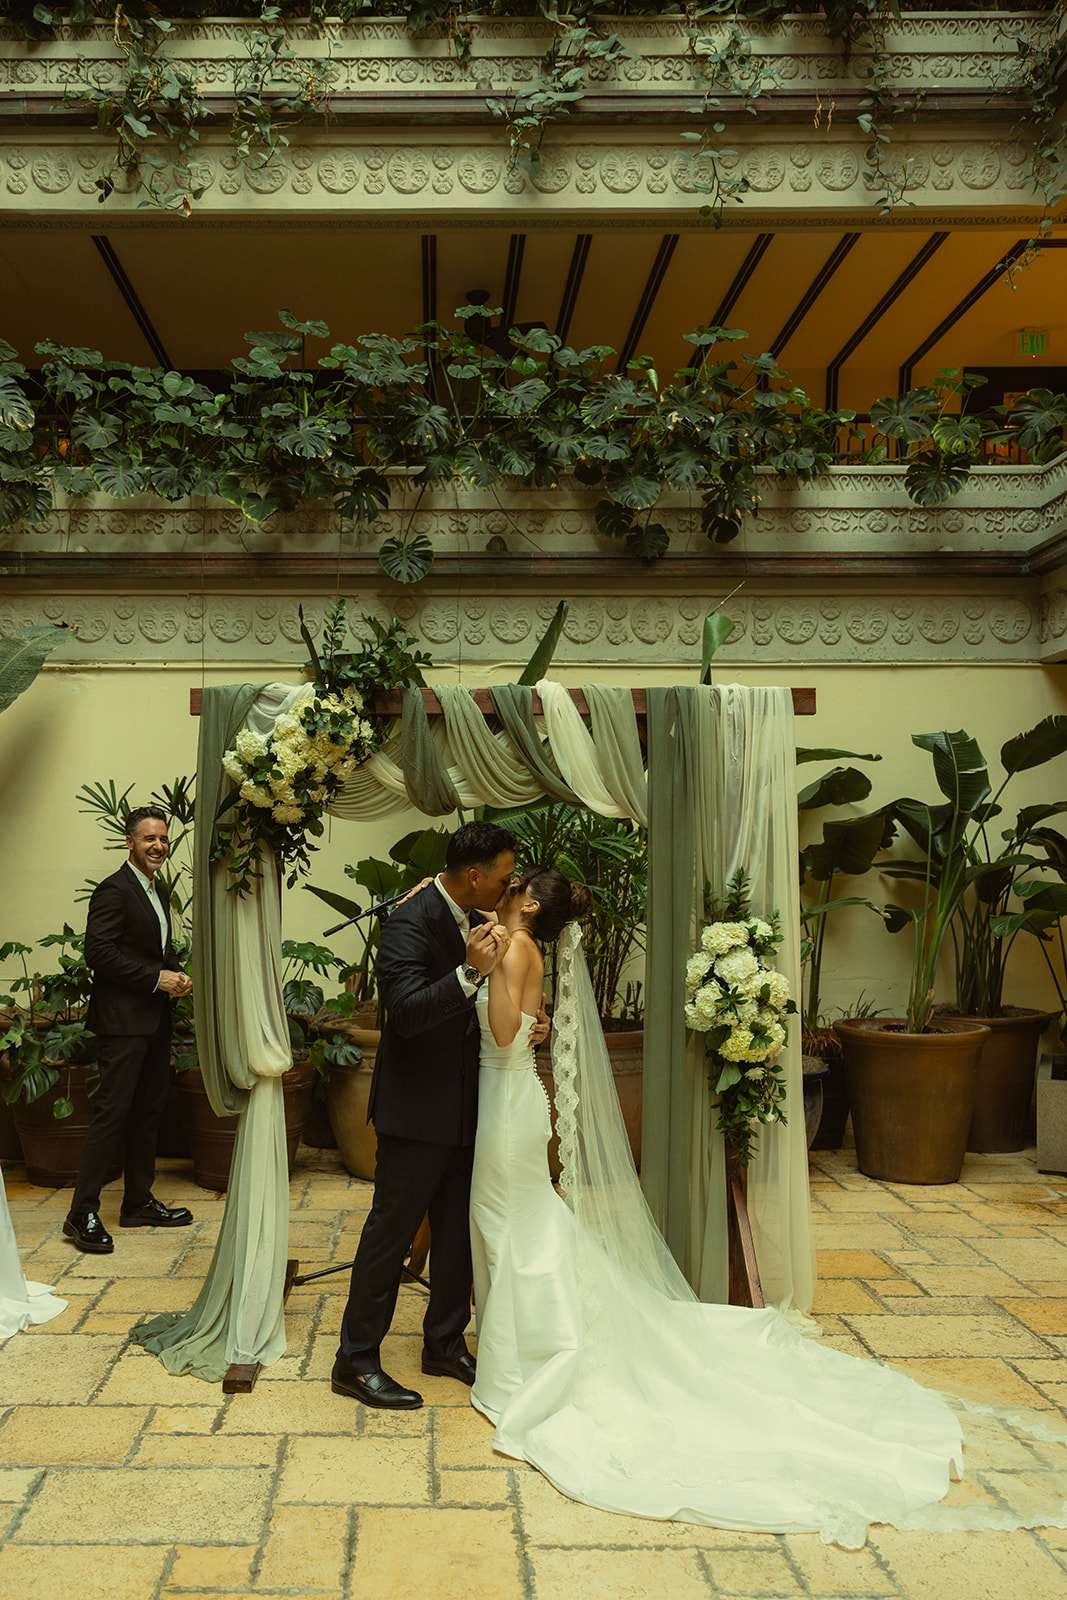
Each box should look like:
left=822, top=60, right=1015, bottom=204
left=133, top=677, right=812, bottom=1382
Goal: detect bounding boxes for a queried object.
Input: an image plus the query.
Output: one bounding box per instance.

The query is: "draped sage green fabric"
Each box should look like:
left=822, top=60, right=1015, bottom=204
left=489, top=685, right=581, bottom=803
left=401, top=685, right=461, bottom=816
left=643, top=688, right=699, bottom=1266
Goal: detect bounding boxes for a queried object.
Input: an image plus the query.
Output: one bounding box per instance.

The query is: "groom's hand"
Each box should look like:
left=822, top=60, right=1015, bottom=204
left=466, top=921, right=504, bottom=976
left=528, top=993, right=550, bottom=1048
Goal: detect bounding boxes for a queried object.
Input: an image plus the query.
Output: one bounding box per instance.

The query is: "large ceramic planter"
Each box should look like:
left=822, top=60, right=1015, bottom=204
left=535, top=1030, right=643, bottom=1180
left=833, top=1017, right=989, bottom=1184
left=965, top=1008, right=1050, bottom=1153
left=9, top=1062, right=119, bottom=1189
left=325, top=1026, right=379, bottom=1181
left=177, top=1057, right=316, bottom=1191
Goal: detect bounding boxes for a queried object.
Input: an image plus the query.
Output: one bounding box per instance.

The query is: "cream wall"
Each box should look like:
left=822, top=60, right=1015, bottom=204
left=2, top=658, right=1064, bottom=1028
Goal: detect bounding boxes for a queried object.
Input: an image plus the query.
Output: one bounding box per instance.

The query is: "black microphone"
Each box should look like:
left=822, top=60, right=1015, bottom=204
left=322, top=887, right=410, bottom=938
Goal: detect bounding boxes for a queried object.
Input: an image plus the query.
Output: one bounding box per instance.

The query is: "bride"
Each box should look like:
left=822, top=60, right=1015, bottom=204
left=468, top=865, right=1066, bottom=1549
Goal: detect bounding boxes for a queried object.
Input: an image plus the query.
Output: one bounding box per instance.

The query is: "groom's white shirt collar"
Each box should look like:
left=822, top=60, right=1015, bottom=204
left=434, top=875, right=468, bottom=931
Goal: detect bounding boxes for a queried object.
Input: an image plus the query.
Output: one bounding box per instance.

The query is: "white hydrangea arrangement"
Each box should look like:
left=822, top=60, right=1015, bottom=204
left=216, top=602, right=430, bottom=894
left=685, top=872, right=796, bottom=1165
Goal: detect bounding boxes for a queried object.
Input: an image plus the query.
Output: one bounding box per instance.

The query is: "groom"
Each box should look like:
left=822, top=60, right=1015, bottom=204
left=332, top=820, right=518, bottom=1409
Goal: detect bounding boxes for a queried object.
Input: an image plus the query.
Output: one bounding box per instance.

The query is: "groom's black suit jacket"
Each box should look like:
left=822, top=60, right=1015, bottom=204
left=84, top=862, right=182, bottom=1037
left=368, top=887, right=483, bottom=1147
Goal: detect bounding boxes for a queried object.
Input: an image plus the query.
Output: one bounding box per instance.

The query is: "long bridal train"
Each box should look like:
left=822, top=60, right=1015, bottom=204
left=468, top=927, right=1067, bottom=1549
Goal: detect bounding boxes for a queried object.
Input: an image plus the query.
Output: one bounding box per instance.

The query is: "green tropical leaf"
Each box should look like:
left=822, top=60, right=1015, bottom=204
left=90, top=454, right=147, bottom=498
left=912, top=729, right=989, bottom=811
left=796, top=747, right=881, bottom=766
left=700, top=611, right=734, bottom=680
left=797, top=766, right=875, bottom=810
left=1000, top=716, right=1067, bottom=775
left=869, top=388, right=938, bottom=442
left=379, top=533, right=433, bottom=584
left=594, top=499, right=634, bottom=541
left=931, top=414, right=982, bottom=455
left=71, top=412, right=123, bottom=450
left=802, top=813, right=890, bottom=881
left=1004, top=388, right=1067, bottom=449
left=904, top=451, right=970, bottom=505
left=606, top=473, right=660, bottom=511
left=626, top=521, right=669, bottom=559
left=0, top=375, right=33, bottom=431
left=0, top=623, right=74, bottom=715
left=518, top=600, right=568, bottom=686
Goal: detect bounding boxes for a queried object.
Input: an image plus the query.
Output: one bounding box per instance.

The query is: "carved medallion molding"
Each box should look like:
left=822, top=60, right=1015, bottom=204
left=1, top=586, right=1060, bottom=668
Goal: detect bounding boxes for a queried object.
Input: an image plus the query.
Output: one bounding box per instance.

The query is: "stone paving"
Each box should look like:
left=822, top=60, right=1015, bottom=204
left=1, top=1143, right=1066, bottom=1600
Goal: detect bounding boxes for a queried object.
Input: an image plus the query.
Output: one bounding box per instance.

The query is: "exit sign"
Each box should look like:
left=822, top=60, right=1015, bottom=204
left=1020, top=330, right=1049, bottom=357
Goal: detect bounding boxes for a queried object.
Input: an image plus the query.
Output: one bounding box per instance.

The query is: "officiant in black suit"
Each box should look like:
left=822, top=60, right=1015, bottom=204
left=332, top=820, right=520, bottom=1410
left=63, top=805, right=195, bottom=1255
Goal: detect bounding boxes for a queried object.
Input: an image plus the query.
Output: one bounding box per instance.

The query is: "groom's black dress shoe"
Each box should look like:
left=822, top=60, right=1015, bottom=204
left=62, top=1212, right=114, bottom=1254
left=119, top=1197, right=193, bottom=1228
left=331, top=1363, right=423, bottom=1410
left=421, top=1348, right=477, bottom=1386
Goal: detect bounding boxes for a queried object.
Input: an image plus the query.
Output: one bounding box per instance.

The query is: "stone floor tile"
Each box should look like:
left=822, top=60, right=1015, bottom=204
left=980, top=1238, right=1067, bottom=1279
left=0, top=1545, right=168, bottom=1600
left=214, top=1377, right=357, bottom=1434
left=353, top=1507, right=522, bottom=1600
left=276, top=1433, right=431, bottom=1504
left=890, top=1357, right=1052, bottom=1409
left=884, top=1250, right=934, bottom=1264
left=901, top=1213, right=993, bottom=1237
left=0, top=1333, right=124, bottom=1403
left=784, top=1532, right=900, bottom=1594
left=14, top=1466, right=273, bottom=1544
left=0, top=1469, right=39, bottom=1500
left=811, top=1282, right=885, bottom=1314
left=257, top=1501, right=349, bottom=1589
left=437, top=1469, right=512, bottom=1505
left=811, top=1226, right=910, bottom=1250
left=94, top=1348, right=228, bottom=1407
left=867, top=1528, right=1067, bottom=1599
left=0, top=1405, right=147, bottom=1464
left=171, top=1247, right=221, bottom=1278
left=995, top=1297, right=1067, bottom=1334
left=701, top=1547, right=800, bottom=1592
left=530, top=1547, right=714, bottom=1599
left=905, top=1264, right=1032, bottom=1298
left=818, top=1332, right=872, bottom=1358
left=872, top=1279, right=926, bottom=1297
left=77, top=1312, right=150, bottom=1334
left=93, top=1278, right=206, bottom=1314
left=842, top=1314, right=1051, bottom=1360
left=131, top=1432, right=280, bottom=1466
left=166, top=1544, right=256, bottom=1590
left=148, top=1405, right=224, bottom=1433
left=64, top=1237, right=193, bottom=1278
left=433, top=1404, right=503, bottom=1470
left=816, top=1191, right=915, bottom=1212
left=960, top=1183, right=1064, bottom=1202
left=817, top=1251, right=903, bottom=1279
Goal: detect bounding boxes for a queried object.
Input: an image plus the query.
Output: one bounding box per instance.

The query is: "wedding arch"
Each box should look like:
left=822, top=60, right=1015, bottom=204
left=133, top=677, right=815, bottom=1383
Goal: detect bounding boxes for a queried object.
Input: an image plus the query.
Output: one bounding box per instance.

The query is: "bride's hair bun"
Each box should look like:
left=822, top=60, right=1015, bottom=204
left=520, top=866, right=591, bottom=943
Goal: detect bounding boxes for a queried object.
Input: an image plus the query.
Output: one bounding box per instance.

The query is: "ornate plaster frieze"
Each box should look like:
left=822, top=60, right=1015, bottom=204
left=0, top=585, right=1050, bottom=668
left=0, top=15, right=1036, bottom=99
left=0, top=128, right=1045, bottom=216
left=4, top=458, right=1064, bottom=563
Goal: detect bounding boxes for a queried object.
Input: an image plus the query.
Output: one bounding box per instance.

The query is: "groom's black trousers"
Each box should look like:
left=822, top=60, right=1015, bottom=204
left=338, top=1131, right=475, bottom=1371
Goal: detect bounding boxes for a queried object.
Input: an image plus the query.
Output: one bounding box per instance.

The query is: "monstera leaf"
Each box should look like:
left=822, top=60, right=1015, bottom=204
left=0, top=623, right=75, bottom=716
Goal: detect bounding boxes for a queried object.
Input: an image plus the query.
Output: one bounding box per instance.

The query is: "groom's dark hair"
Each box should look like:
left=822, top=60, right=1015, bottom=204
left=124, top=805, right=167, bottom=839
left=446, top=820, right=516, bottom=873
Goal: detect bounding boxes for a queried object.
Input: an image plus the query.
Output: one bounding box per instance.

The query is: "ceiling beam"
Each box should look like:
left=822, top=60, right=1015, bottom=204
left=825, top=232, right=949, bottom=410
left=617, top=234, right=679, bottom=373
left=90, top=235, right=172, bottom=369
left=556, top=234, right=592, bottom=344
left=770, top=233, right=860, bottom=360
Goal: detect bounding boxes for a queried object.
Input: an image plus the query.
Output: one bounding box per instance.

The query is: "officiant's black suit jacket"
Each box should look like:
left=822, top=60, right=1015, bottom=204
left=85, top=863, right=182, bottom=1036
left=368, top=887, right=482, bottom=1146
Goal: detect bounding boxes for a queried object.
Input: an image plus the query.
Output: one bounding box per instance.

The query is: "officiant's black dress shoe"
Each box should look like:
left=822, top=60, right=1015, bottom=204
left=62, top=1212, right=114, bottom=1254
left=421, top=1347, right=477, bottom=1386
left=119, top=1197, right=193, bottom=1228
left=331, top=1363, right=423, bottom=1410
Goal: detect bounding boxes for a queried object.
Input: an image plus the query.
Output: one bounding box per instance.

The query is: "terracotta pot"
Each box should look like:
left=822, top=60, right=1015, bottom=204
left=801, top=1055, right=830, bottom=1150
left=535, top=1029, right=644, bottom=1180
left=10, top=1062, right=120, bottom=1189
left=965, top=1008, right=1050, bottom=1153
left=833, top=1016, right=989, bottom=1185
left=325, top=1026, right=379, bottom=1181
left=302, top=1092, right=337, bottom=1149
left=177, top=1057, right=317, bottom=1191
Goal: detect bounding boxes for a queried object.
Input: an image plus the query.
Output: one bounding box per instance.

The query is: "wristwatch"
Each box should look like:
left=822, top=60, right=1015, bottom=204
left=461, top=962, right=484, bottom=987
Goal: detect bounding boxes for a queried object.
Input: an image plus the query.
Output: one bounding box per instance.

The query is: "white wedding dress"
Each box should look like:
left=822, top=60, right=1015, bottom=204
left=468, top=928, right=1067, bottom=1549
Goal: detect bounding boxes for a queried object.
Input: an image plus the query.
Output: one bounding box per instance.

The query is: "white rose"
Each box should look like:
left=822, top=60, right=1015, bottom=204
left=240, top=781, right=273, bottom=810
left=272, top=802, right=306, bottom=825
left=222, top=751, right=245, bottom=783
left=235, top=729, right=268, bottom=764
left=715, top=948, right=759, bottom=988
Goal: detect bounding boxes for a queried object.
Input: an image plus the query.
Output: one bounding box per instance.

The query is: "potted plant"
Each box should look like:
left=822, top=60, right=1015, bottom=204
left=995, top=878, right=1067, bottom=1171
left=0, top=927, right=103, bottom=1187
left=833, top=723, right=1067, bottom=1183
left=882, top=720, right=1066, bottom=1153
left=797, top=745, right=889, bottom=1149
